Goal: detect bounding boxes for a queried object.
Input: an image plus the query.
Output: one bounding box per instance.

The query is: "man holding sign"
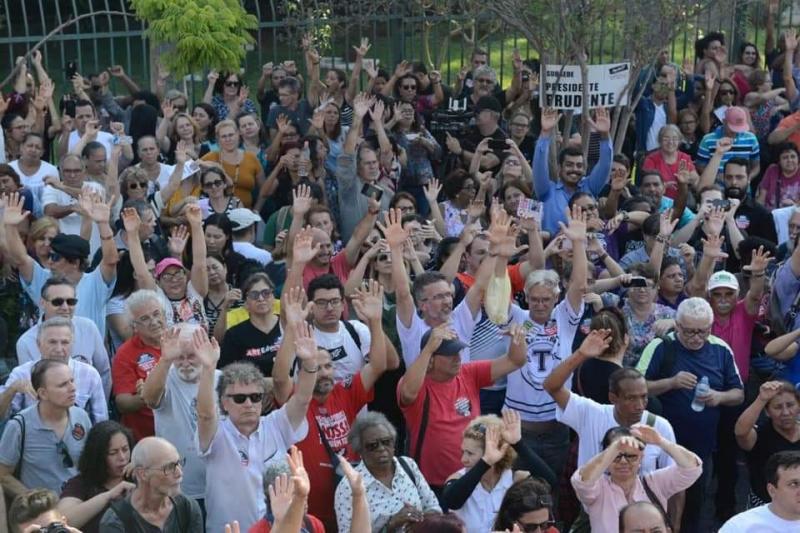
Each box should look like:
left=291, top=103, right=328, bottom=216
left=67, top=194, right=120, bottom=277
left=532, top=107, right=612, bottom=234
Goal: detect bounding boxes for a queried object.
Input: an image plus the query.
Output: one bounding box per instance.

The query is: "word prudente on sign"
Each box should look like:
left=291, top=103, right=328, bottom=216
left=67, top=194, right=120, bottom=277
left=540, top=62, right=631, bottom=112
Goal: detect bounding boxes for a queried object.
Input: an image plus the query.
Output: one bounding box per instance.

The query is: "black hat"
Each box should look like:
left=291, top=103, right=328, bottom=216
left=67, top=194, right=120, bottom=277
left=51, top=234, right=90, bottom=260
left=475, top=96, right=502, bottom=114
left=420, top=328, right=468, bottom=356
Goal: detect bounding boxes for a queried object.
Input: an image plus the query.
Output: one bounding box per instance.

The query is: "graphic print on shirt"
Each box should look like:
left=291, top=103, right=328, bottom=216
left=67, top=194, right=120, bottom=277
left=327, top=345, right=348, bottom=363
left=454, top=397, right=472, bottom=417
left=245, top=341, right=282, bottom=359
left=315, top=410, right=350, bottom=451
left=522, top=321, right=560, bottom=391
left=136, top=353, right=158, bottom=374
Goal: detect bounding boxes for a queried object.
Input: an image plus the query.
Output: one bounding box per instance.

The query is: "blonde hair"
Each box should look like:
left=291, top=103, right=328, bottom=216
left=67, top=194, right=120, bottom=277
left=28, top=216, right=58, bottom=243
left=463, top=415, right=517, bottom=473
left=215, top=119, right=238, bottom=137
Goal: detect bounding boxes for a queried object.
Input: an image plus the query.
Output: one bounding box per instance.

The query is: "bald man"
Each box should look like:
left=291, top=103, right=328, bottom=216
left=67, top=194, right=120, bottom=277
left=619, top=501, right=670, bottom=533
left=99, top=436, right=202, bottom=530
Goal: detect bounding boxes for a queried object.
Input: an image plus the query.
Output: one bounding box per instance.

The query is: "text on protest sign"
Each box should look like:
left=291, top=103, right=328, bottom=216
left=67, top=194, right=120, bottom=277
left=540, top=62, right=630, bottom=112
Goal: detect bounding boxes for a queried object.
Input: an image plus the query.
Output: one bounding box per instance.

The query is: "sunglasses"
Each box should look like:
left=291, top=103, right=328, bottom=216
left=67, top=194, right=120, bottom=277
left=48, top=252, right=76, bottom=263
left=364, top=437, right=395, bottom=452
left=49, top=297, right=78, bottom=307
left=401, top=84, right=417, bottom=90
left=128, top=181, right=148, bottom=190
left=516, top=520, right=556, bottom=533
left=613, top=452, right=640, bottom=463
left=226, top=393, right=264, bottom=404
left=247, top=288, right=273, bottom=301
left=225, top=81, right=242, bottom=88
left=204, top=179, right=225, bottom=189
left=57, top=441, right=74, bottom=469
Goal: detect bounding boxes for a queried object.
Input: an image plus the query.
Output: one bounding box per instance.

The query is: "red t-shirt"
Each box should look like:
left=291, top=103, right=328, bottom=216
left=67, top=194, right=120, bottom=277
left=111, top=335, right=161, bottom=441
left=712, top=299, right=757, bottom=383
left=398, top=360, right=493, bottom=486
left=642, top=151, right=696, bottom=200
left=302, top=252, right=352, bottom=291
left=248, top=515, right=325, bottom=533
left=296, top=372, right=373, bottom=530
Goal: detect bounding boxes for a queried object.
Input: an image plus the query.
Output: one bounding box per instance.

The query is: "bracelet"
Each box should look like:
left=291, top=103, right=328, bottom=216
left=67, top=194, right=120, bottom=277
left=655, top=234, right=670, bottom=244
left=621, top=211, right=630, bottom=222
left=597, top=253, right=609, bottom=262
left=301, top=365, right=319, bottom=373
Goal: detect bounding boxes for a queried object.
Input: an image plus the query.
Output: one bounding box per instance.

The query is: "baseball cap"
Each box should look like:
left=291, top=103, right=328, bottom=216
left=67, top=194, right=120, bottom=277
left=228, top=208, right=262, bottom=231
left=707, top=270, right=739, bottom=292
left=724, top=106, right=748, bottom=133
left=155, top=257, right=185, bottom=278
left=51, top=234, right=90, bottom=260
left=475, top=96, right=502, bottom=114
left=420, top=328, right=467, bottom=356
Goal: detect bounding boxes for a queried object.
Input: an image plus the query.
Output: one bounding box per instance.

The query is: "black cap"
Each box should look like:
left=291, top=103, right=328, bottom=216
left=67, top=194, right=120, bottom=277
left=475, top=95, right=502, bottom=114
left=420, top=328, right=468, bottom=356
left=51, top=234, right=90, bottom=260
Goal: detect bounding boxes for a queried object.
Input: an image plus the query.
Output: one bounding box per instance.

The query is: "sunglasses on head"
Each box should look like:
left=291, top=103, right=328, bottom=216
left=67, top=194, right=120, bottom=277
left=49, top=297, right=78, bottom=307
left=226, top=393, right=264, bottom=404
left=127, top=181, right=148, bottom=190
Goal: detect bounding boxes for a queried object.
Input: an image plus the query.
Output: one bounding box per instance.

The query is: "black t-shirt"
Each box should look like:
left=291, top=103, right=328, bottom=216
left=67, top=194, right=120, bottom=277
left=733, top=199, right=778, bottom=245
left=572, top=358, right=620, bottom=405
left=747, top=421, right=800, bottom=502
left=460, top=126, right=509, bottom=168
left=219, top=318, right=283, bottom=377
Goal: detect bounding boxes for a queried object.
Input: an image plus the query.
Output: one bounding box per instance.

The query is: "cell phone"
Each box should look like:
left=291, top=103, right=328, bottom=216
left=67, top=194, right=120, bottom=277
left=711, top=198, right=732, bottom=210
left=361, top=182, right=384, bottom=202
left=488, top=138, right=508, bottom=151
left=405, top=133, right=420, bottom=141
left=624, top=276, right=649, bottom=288
left=112, top=135, right=133, bottom=146
left=66, top=61, right=78, bottom=81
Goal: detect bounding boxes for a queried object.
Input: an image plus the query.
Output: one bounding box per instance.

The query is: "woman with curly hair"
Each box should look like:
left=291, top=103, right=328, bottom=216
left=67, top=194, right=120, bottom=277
left=493, top=477, right=559, bottom=532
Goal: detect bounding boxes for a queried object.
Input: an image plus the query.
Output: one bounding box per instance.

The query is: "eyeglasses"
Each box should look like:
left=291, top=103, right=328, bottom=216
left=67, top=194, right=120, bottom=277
left=226, top=393, right=264, bottom=404
left=127, top=181, right=149, bottom=190
left=364, top=437, right=395, bottom=452
left=160, top=270, right=187, bottom=282
left=145, top=457, right=186, bottom=476
left=314, top=297, right=343, bottom=309
left=629, top=283, right=655, bottom=291
left=613, top=452, right=640, bottom=464
left=225, top=81, right=241, bottom=88
left=422, top=292, right=453, bottom=303
left=678, top=325, right=711, bottom=338
left=476, top=78, right=494, bottom=84
left=49, top=252, right=73, bottom=263
left=505, top=159, right=521, bottom=167
left=401, top=84, right=417, bottom=90
left=56, top=441, right=74, bottom=468
left=204, top=179, right=225, bottom=189
left=516, top=520, right=556, bottom=533
left=511, top=122, right=529, bottom=128
left=247, top=288, right=273, bottom=301
left=135, top=309, right=164, bottom=325
left=49, top=297, right=78, bottom=307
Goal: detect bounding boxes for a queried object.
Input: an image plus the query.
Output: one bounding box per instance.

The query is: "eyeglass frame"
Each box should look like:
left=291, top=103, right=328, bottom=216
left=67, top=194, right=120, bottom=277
left=144, top=457, right=186, bottom=476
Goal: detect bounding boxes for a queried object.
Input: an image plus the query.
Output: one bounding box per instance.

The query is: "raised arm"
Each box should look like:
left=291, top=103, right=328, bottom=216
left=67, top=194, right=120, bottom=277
left=783, top=30, right=799, bottom=107
left=79, top=192, right=119, bottom=283
left=202, top=71, right=218, bottom=105
left=632, top=424, right=699, bottom=468
left=193, top=328, right=221, bottom=452
left=303, top=37, right=323, bottom=107
left=744, top=246, right=771, bottom=315
left=734, top=381, right=781, bottom=451
left=142, top=326, right=180, bottom=408
left=398, top=324, right=451, bottom=406
left=562, top=205, right=588, bottom=312
left=649, top=209, right=678, bottom=275
left=120, top=208, right=157, bottom=291
left=270, top=447, right=311, bottom=533
left=284, top=321, right=321, bottom=428
left=543, top=329, right=612, bottom=409
left=344, top=198, right=380, bottom=267
left=380, top=208, right=414, bottom=327
left=533, top=108, right=560, bottom=199
left=346, top=38, right=370, bottom=104
left=584, top=108, right=613, bottom=195
left=1, top=192, right=34, bottom=282
left=423, top=178, right=446, bottom=237
left=185, top=204, right=208, bottom=297
left=352, top=281, right=390, bottom=389
left=489, top=324, right=528, bottom=382
left=273, top=287, right=309, bottom=403
left=578, top=436, right=642, bottom=483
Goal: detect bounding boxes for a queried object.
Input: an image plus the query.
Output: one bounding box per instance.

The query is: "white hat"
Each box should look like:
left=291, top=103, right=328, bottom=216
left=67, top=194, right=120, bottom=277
left=707, top=270, right=739, bottom=292
left=228, top=208, right=262, bottom=231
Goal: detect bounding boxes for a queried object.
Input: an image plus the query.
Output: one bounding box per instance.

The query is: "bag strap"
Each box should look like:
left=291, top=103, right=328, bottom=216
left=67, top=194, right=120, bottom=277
left=397, top=456, right=418, bottom=487
left=641, top=475, right=673, bottom=530
left=341, top=320, right=362, bottom=351
left=111, top=499, right=145, bottom=533
left=659, top=338, right=677, bottom=379
left=312, top=415, right=341, bottom=470
left=12, top=415, right=25, bottom=480
left=413, top=394, right=431, bottom=464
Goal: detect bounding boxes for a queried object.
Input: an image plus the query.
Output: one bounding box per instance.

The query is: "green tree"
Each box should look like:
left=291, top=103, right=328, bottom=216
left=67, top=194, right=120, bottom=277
left=131, top=0, right=257, bottom=77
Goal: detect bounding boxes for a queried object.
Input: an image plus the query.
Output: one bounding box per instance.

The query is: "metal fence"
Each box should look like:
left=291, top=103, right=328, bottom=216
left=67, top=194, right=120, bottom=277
left=2, top=0, right=800, bottom=99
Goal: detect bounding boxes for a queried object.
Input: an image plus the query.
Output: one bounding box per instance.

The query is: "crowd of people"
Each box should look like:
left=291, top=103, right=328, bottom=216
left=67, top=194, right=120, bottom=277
left=0, top=5, right=800, bottom=532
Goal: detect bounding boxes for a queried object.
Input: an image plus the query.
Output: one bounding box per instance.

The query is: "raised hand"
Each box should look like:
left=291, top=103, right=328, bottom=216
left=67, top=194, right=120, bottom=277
left=423, top=178, right=441, bottom=204
left=262, top=62, right=274, bottom=77
left=79, top=191, right=112, bottom=223
left=222, top=288, right=242, bottom=309
left=174, top=140, right=190, bottom=165
left=207, top=70, right=219, bottom=84
left=745, top=245, right=772, bottom=273
left=578, top=328, right=612, bottom=358
left=353, top=93, right=371, bottom=119
left=704, top=70, right=716, bottom=92
left=161, top=99, right=176, bottom=120
left=424, top=324, right=457, bottom=354
left=376, top=208, right=409, bottom=250
left=786, top=29, right=799, bottom=52
left=291, top=183, right=314, bottom=217
left=658, top=208, right=678, bottom=237
left=287, top=445, right=311, bottom=497
left=282, top=286, right=313, bottom=324
left=3, top=192, right=30, bottom=226
left=310, top=108, right=324, bottom=130
left=237, top=85, right=250, bottom=105
left=294, top=321, right=319, bottom=363
left=160, top=326, right=183, bottom=362
left=714, top=137, right=733, bottom=156
left=500, top=409, right=522, bottom=445
left=351, top=279, right=384, bottom=323
left=276, top=114, right=291, bottom=135
left=168, top=225, right=189, bottom=257
left=705, top=205, right=726, bottom=236
left=369, top=99, right=386, bottom=125
left=445, top=132, right=462, bottom=154
left=482, top=425, right=510, bottom=466
left=587, top=107, right=611, bottom=136
left=292, top=226, right=321, bottom=264
left=757, top=381, right=784, bottom=403
left=429, top=70, right=442, bottom=85
left=540, top=108, right=561, bottom=135
left=338, top=455, right=366, bottom=497
left=701, top=233, right=728, bottom=261
left=268, top=474, right=294, bottom=525
left=185, top=203, right=203, bottom=226
left=191, top=326, right=220, bottom=369
left=394, top=60, right=411, bottom=78
left=353, top=37, right=371, bottom=57
left=560, top=204, right=587, bottom=243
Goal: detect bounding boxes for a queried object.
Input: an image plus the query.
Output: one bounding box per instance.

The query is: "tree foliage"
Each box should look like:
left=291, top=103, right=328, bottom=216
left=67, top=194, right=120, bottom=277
left=131, top=0, right=257, bottom=76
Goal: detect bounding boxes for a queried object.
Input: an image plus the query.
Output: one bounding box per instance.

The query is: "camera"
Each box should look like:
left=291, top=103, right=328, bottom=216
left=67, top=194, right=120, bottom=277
left=428, top=98, right=474, bottom=137
left=39, top=523, right=70, bottom=533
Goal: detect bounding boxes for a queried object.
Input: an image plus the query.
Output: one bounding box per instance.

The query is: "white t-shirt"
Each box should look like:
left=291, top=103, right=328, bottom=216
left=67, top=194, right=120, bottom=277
left=158, top=282, right=208, bottom=331
left=153, top=366, right=220, bottom=499
left=773, top=206, right=795, bottom=246
left=150, top=162, right=177, bottom=190
left=646, top=104, right=667, bottom=152
left=719, top=504, right=800, bottom=532
left=557, top=393, right=676, bottom=474
left=41, top=180, right=106, bottom=255
left=504, top=298, right=584, bottom=422
left=314, top=320, right=372, bottom=382
left=68, top=130, right=115, bottom=160
left=397, top=299, right=481, bottom=367
left=9, top=159, right=59, bottom=189
left=232, top=241, right=272, bottom=266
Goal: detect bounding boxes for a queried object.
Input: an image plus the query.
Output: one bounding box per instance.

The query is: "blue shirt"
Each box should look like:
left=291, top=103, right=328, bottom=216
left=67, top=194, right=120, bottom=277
left=532, top=135, right=613, bottom=234
left=659, top=196, right=695, bottom=229
left=696, top=127, right=760, bottom=171
left=637, top=334, right=743, bottom=458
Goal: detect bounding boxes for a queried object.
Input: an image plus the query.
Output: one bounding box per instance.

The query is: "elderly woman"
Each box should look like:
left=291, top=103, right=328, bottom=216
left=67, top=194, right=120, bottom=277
left=734, top=380, right=800, bottom=508
left=442, top=411, right=555, bottom=533
left=572, top=425, right=701, bottom=533
left=334, top=412, right=441, bottom=532
left=757, top=142, right=800, bottom=210
left=642, top=125, right=697, bottom=199
left=493, top=477, right=558, bottom=532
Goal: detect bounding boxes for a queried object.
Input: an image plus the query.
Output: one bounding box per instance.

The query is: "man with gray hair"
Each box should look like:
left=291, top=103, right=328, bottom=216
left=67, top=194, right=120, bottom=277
left=637, top=296, right=744, bottom=533
left=0, top=316, right=106, bottom=422
left=99, top=436, right=203, bottom=531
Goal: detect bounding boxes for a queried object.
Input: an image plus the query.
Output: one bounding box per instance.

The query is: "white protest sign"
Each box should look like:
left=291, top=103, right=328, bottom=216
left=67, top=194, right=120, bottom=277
left=540, top=62, right=630, bottom=112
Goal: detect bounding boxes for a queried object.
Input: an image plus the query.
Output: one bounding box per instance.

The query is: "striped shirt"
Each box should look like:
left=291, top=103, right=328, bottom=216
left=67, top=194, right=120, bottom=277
left=696, top=127, right=760, bottom=172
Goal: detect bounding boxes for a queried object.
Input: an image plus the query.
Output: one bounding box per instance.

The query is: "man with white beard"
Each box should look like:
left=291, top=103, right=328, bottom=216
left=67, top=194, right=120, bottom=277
left=141, top=324, right=220, bottom=514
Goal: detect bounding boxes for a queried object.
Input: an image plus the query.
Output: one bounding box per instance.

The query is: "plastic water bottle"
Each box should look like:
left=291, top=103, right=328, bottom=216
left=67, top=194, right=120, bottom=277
left=299, top=141, right=310, bottom=178
left=691, top=376, right=710, bottom=412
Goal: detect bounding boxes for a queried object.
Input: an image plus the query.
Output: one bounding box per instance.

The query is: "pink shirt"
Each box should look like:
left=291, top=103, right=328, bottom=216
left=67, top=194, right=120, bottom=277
left=571, top=462, right=702, bottom=533
left=757, top=163, right=800, bottom=210
left=301, top=251, right=352, bottom=291
left=642, top=151, right=696, bottom=200
left=712, top=299, right=756, bottom=382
